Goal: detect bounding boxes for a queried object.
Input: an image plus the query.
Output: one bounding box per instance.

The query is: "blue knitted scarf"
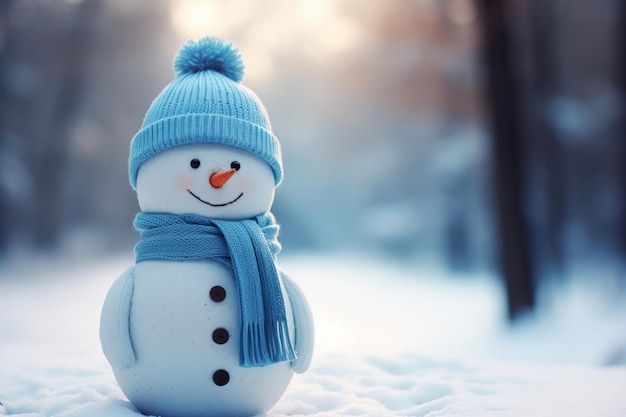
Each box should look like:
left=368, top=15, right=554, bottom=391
left=133, top=212, right=296, bottom=368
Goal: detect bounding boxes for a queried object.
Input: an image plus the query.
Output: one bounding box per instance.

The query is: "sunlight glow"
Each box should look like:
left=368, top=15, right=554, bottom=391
left=447, top=0, right=476, bottom=25
left=170, top=0, right=220, bottom=38
left=168, top=0, right=360, bottom=82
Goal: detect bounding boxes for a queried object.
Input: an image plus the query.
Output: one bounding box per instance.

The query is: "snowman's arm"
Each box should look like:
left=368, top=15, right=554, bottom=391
left=99, top=266, right=136, bottom=369
left=281, top=271, right=314, bottom=373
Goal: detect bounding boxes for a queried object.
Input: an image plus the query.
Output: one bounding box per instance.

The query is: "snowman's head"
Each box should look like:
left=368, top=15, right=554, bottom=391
left=128, top=37, right=283, bottom=219
left=136, top=143, right=275, bottom=219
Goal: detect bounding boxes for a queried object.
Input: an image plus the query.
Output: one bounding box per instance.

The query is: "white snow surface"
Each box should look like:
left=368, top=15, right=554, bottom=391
left=1, top=253, right=626, bottom=416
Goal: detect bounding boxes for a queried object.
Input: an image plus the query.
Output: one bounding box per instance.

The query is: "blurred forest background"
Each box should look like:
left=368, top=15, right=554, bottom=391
left=0, top=0, right=624, bottom=320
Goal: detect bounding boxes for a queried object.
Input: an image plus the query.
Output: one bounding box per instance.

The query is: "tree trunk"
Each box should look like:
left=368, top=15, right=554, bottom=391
left=528, top=0, right=566, bottom=280
left=477, top=0, right=536, bottom=320
left=33, top=0, right=101, bottom=248
left=619, top=0, right=626, bottom=274
left=0, top=0, right=16, bottom=254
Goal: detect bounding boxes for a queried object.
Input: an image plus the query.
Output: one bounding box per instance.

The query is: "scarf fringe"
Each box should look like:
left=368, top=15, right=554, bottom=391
left=241, top=323, right=269, bottom=367
left=241, top=320, right=297, bottom=367
left=268, top=320, right=297, bottom=363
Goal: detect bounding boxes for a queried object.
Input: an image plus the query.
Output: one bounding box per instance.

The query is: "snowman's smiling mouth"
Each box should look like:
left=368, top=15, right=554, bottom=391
left=187, top=189, right=244, bottom=207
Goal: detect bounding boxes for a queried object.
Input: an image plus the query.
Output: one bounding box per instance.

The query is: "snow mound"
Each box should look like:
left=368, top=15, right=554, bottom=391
left=1, top=254, right=626, bottom=416
left=2, top=351, right=625, bottom=417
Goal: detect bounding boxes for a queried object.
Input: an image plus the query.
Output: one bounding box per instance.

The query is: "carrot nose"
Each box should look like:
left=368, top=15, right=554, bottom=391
left=209, top=169, right=236, bottom=188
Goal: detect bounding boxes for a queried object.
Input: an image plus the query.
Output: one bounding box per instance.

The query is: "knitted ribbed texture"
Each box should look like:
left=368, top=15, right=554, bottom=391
left=129, top=37, right=283, bottom=188
left=133, top=212, right=296, bottom=368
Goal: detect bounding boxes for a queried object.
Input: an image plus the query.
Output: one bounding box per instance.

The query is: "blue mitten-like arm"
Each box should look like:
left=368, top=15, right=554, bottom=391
left=281, top=271, right=314, bottom=373
left=100, top=266, right=136, bottom=369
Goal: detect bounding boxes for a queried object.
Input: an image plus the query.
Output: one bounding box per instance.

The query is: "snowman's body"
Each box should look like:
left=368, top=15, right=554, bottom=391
left=109, top=260, right=295, bottom=417
left=101, top=138, right=313, bottom=416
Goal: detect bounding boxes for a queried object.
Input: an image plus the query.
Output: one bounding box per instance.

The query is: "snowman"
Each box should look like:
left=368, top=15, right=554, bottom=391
left=99, top=37, right=314, bottom=417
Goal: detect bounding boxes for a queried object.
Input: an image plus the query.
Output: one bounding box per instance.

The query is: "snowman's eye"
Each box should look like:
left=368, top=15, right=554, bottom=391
left=230, top=161, right=241, bottom=171
left=190, top=159, right=201, bottom=169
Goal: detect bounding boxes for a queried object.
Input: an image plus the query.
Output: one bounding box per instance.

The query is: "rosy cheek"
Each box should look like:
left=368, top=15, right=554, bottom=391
left=178, top=175, right=193, bottom=190
left=238, top=176, right=253, bottom=193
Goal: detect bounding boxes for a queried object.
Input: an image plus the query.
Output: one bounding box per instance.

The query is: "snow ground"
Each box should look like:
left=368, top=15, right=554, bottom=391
left=1, top=253, right=625, bottom=416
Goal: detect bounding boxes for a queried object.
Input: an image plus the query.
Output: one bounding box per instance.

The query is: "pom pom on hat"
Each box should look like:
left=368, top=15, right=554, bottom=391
left=174, top=37, right=245, bottom=82
left=129, top=36, right=282, bottom=188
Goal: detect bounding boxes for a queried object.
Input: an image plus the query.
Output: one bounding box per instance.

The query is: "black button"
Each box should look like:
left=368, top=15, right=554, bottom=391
left=212, top=328, right=229, bottom=344
left=210, top=286, right=226, bottom=302
left=213, top=369, right=230, bottom=386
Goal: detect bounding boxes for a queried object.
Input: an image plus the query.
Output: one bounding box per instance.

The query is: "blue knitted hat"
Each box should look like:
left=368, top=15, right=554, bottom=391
left=129, top=37, right=282, bottom=188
